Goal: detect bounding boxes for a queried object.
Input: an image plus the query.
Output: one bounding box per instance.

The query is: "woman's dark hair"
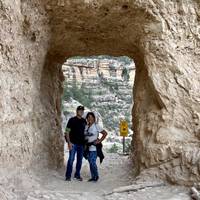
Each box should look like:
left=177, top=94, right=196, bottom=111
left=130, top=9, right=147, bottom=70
left=86, top=112, right=96, bottom=121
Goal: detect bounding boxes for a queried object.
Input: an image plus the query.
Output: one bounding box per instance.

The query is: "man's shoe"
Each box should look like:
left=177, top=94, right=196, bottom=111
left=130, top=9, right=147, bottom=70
left=74, top=176, right=83, bottom=181
left=65, top=177, right=71, bottom=181
left=88, top=178, right=95, bottom=182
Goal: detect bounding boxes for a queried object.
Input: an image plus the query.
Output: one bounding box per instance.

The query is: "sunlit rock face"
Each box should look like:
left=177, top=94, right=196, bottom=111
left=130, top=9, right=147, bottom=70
left=62, top=57, right=135, bottom=84
left=0, top=0, right=200, bottom=185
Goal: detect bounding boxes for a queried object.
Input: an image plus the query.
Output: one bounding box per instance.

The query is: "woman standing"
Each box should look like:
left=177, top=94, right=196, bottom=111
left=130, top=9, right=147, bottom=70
left=85, top=112, right=108, bottom=182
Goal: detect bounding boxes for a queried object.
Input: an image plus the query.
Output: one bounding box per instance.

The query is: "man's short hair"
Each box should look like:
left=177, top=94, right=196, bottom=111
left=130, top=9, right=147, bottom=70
left=77, top=105, right=84, bottom=111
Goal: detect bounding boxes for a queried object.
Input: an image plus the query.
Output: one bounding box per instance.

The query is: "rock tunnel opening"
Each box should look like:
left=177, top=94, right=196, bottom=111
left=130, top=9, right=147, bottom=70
left=39, top=49, right=161, bottom=175
left=37, top=1, right=155, bottom=171
left=61, top=55, right=135, bottom=162
left=34, top=0, right=161, bottom=175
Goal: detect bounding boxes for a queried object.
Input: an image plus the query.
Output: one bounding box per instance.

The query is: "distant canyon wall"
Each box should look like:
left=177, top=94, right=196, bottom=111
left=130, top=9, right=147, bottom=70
left=62, top=57, right=135, bottom=134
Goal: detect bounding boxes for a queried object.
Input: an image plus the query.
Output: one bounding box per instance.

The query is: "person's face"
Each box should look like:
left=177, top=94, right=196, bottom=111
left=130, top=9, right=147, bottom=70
left=87, top=115, right=95, bottom=124
left=77, top=109, right=84, bottom=117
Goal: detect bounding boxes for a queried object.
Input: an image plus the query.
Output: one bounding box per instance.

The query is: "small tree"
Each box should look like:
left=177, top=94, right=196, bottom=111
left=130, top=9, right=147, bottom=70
left=122, top=68, right=130, bottom=81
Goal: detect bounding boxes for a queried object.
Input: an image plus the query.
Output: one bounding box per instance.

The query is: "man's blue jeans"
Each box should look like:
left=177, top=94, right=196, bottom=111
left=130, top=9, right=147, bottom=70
left=65, top=144, right=84, bottom=179
left=88, top=151, right=99, bottom=179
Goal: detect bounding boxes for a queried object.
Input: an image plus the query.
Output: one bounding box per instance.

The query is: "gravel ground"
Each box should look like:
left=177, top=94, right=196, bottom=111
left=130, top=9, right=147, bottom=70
left=0, top=153, right=191, bottom=200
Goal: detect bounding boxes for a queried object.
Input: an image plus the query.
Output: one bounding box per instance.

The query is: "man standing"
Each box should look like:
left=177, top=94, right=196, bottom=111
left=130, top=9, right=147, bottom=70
left=65, top=106, right=86, bottom=181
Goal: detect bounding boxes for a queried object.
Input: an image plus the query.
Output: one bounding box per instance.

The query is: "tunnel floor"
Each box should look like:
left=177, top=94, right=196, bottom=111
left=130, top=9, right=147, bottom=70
left=0, top=152, right=190, bottom=200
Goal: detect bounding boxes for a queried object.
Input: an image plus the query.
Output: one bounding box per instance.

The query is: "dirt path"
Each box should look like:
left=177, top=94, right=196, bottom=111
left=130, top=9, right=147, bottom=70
left=0, top=153, right=191, bottom=200
left=33, top=153, right=133, bottom=199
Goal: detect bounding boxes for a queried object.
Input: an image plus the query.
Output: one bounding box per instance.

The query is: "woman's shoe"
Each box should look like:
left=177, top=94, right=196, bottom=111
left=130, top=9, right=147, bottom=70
left=65, top=177, right=71, bottom=181
left=88, top=176, right=99, bottom=182
left=94, top=176, right=99, bottom=182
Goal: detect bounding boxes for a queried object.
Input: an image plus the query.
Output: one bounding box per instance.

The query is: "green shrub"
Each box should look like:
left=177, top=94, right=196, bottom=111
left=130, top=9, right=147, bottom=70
left=107, top=143, right=119, bottom=153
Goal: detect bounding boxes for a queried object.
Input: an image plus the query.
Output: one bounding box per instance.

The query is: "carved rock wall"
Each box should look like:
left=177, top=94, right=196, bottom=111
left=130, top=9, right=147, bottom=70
left=0, top=0, right=200, bottom=185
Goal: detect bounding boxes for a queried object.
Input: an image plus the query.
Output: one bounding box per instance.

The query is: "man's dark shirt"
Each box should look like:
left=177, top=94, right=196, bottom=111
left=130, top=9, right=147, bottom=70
left=66, top=116, right=86, bottom=145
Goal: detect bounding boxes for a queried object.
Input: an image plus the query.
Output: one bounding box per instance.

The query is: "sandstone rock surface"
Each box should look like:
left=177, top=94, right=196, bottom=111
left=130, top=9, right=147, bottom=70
left=0, top=0, right=200, bottom=185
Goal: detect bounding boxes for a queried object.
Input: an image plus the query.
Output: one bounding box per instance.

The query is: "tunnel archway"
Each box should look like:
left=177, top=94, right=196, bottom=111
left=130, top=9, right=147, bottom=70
left=38, top=1, right=200, bottom=185
left=39, top=0, right=153, bottom=170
